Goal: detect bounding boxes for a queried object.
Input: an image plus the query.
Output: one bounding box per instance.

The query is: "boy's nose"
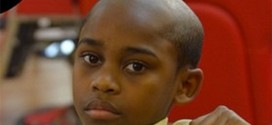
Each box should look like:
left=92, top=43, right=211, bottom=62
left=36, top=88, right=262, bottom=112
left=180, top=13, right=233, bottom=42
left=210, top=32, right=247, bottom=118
left=91, top=75, right=120, bottom=95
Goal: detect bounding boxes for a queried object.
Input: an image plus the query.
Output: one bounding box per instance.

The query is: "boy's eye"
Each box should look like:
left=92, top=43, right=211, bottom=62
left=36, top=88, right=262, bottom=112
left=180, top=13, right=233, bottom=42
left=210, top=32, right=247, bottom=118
left=82, top=53, right=102, bottom=65
left=125, top=62, right=146, bottom=73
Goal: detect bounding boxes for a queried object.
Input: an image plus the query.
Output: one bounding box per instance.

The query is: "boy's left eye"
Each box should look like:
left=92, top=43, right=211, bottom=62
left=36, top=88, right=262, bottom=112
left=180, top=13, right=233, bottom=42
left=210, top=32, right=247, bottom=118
left=125, top=62, right=146, bottom=73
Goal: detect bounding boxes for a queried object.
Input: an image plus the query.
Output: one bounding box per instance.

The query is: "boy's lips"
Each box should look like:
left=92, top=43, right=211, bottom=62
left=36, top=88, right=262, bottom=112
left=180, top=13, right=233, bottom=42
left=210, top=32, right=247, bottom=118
left=84, top=100, right=121, bottom=120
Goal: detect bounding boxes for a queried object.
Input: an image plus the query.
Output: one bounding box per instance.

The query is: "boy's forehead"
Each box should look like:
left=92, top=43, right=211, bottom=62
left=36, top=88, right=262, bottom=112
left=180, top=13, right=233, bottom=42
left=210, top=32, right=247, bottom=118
left=83, top=0, right=179, bottom=34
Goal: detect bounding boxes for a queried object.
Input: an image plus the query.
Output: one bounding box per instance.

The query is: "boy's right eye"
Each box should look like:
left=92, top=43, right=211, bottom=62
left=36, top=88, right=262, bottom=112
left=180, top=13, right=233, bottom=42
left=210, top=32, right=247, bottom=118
left=81, top=53, right=102, bottom=66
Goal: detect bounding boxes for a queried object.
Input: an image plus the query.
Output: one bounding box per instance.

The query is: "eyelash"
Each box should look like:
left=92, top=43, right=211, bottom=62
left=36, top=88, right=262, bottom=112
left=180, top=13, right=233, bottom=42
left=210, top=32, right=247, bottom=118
left=80, top=52, right=102, bottom=66
left=124, top=61, right=148, bottom=74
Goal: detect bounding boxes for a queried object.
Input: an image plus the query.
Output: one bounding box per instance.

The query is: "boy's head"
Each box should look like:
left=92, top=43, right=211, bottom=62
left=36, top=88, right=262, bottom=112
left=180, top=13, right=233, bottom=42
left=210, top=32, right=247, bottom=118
left=73, top=0, right=204, bottom=125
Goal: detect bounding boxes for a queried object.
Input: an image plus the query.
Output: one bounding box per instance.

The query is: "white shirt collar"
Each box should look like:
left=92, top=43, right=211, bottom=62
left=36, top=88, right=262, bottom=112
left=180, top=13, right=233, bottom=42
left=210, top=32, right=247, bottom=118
left=154, top=118, right=168, bottom=125
left=153, top=117, right=192, bottom=125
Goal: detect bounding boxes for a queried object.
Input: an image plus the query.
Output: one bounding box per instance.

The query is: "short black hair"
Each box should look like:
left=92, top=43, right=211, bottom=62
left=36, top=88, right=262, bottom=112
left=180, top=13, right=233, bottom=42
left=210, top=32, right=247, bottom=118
left=160, top=1, right=204, bottom=69
left=162, top=21, right=204, bottom=70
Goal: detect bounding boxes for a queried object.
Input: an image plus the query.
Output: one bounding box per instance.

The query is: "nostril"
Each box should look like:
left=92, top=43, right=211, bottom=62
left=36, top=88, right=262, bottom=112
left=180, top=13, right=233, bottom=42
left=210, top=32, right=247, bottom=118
left=92, top=85, right=99, bottom=91
left=105, top=88, right=115, bottom=93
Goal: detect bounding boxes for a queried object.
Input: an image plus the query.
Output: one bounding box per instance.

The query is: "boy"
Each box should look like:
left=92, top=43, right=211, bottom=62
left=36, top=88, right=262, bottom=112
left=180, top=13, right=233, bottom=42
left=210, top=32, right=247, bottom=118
left=72, top=0, right=250, bottom=125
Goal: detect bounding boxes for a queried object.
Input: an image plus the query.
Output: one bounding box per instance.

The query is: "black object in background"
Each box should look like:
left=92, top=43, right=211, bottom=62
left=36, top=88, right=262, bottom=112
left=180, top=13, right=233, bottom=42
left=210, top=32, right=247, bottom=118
left=5, top=22, right=37, bottom=78
left=0, top=0, right=22, bottom=13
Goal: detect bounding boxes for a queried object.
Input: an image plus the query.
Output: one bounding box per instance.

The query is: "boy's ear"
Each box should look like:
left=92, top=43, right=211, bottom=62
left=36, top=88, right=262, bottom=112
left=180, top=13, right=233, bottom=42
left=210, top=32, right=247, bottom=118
left=174, top=68, right=203, bottom=104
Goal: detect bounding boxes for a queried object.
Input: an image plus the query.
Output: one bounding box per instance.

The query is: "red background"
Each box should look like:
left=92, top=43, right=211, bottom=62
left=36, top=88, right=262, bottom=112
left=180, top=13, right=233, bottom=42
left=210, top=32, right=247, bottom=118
left=14, top=0, right=272, bottom=124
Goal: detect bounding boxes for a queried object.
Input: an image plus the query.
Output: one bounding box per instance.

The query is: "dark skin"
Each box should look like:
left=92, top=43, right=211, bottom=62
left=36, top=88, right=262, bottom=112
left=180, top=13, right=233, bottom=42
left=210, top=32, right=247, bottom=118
left=73, top=0, right=250, bottom=125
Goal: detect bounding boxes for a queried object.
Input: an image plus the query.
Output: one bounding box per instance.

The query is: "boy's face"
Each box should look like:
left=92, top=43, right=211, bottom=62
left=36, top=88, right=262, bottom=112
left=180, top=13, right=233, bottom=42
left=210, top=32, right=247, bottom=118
left=72, top=1, right=199, bottom=125
left=72, top=8, right=183, bottom=125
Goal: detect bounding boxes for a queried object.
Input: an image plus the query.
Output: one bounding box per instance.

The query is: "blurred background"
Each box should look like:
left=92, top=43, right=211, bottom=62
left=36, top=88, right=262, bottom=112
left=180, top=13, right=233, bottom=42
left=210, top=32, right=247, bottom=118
left=0, top=0, right=271, bottom=125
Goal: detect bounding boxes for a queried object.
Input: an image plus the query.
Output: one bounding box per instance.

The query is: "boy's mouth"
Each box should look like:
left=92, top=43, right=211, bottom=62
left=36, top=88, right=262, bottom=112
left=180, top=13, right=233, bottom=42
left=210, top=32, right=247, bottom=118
left=84, top=99, right=121, bottom=120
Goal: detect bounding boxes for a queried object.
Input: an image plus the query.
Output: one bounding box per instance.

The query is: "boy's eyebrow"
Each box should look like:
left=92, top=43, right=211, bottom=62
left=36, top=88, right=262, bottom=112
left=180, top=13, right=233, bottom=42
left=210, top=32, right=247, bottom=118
left=77, top=38, right=157, bottom=58
left=124, top=47, right=157, bottom=58
left=77, top=38, right=104, bottom=47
